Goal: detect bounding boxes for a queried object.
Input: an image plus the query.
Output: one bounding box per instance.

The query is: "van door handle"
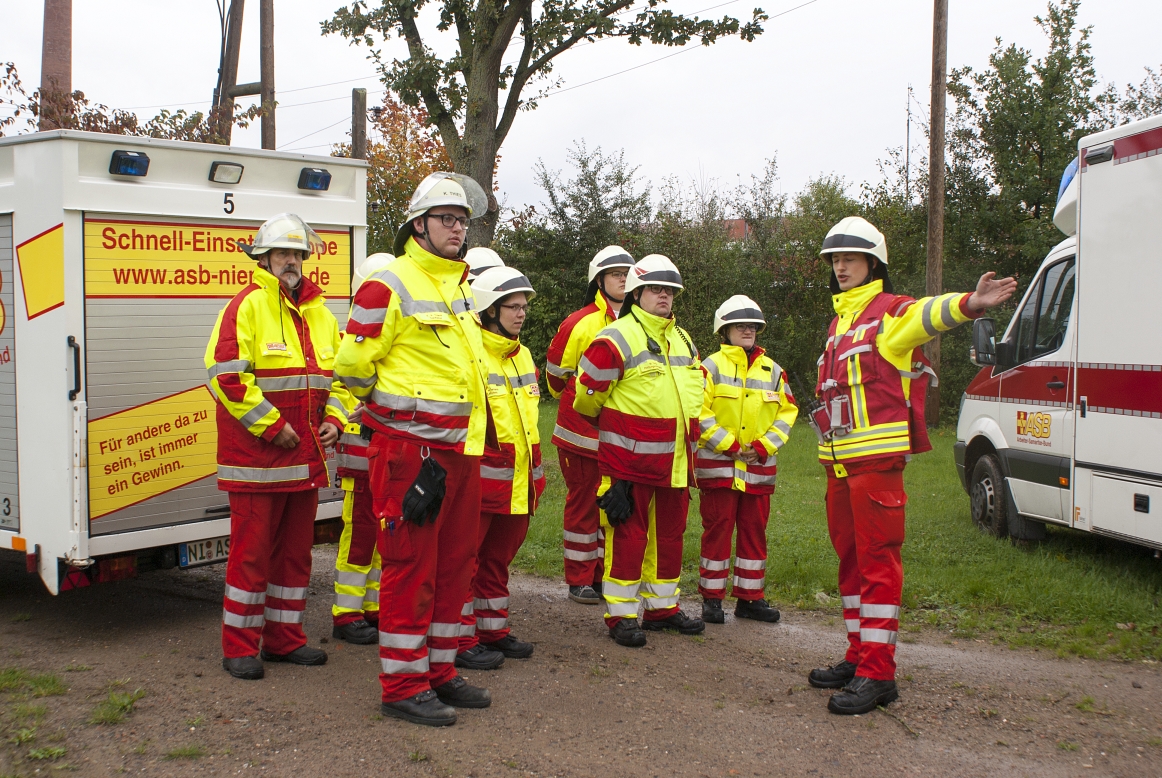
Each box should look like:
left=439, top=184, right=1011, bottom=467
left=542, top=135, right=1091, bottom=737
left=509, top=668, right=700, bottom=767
left=1047, top=380, right=1065, bottom=390
left=67, top=336, right=82, bottom=400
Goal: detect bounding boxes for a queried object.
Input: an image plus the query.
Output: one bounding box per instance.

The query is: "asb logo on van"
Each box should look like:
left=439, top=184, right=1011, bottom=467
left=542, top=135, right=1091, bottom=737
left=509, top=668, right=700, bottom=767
left=1016, top=410, right=1052, bottom=441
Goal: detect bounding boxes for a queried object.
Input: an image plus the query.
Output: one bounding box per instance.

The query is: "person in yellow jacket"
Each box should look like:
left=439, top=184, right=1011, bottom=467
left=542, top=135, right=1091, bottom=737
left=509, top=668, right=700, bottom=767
left=334, top=172, right=496, bottom=727
left=806, top=216, right=1016, bottom=715
left=696, top=296, right=798, bottom=625
left=546, top=246, right=636, bottom=604
left=574, top=254, right=706, bottom=648
left=205, top=213, right=354, bottom=680
left=455, top=266, right=546, bottom=666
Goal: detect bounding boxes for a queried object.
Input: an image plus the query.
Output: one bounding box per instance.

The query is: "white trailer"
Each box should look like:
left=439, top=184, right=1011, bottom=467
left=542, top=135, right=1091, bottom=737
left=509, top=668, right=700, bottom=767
left=0, top=131, right=366, bottom=593
left=956, top=113, right=1162, bottom=548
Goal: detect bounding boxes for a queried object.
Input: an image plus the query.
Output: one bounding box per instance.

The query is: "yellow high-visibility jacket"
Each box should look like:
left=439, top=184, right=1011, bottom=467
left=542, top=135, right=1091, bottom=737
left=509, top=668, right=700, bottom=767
left=574, top=306, right=704, bottom=489
left=205, top=267, right=353, bottom=492
left=697, top=345, right=798, bottom=494
left=480, top=329, right=545, bottom=515
left=333, top=238, right=490, bottom=456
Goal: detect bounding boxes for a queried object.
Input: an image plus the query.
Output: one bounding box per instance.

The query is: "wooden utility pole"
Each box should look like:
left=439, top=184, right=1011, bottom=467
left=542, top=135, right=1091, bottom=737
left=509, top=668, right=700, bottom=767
left=39, top=0, right=72, bottom=130
left=924, top=0, right=949, bottom=426
left=351, top=89, right=368, bottom=159
left=214, top=0, right=246, bottom=143
left=259, top=0, right=275, bottom=149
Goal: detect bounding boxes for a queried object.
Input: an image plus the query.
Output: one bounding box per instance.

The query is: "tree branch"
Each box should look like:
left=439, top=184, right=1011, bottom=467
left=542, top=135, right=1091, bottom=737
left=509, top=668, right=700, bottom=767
left=393, top=0, right=463, bottom=157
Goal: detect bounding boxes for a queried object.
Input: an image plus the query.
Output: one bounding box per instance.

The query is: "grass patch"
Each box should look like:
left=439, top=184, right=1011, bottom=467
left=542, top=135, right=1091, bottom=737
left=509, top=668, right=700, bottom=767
left=9, top=727, right=36, bottom=745
left=164, top=745, right=205, bottom=760
left=9, top=613, right=30, bottom=623
left=516, top=403, right=1162, bottom=660
left=408, top=750, right=429, bottom=763
left=28, top=746, right=67, bottom=760
left=90, top=689, right=146, bottom=725
left=29, top=674, right=67, bottom=697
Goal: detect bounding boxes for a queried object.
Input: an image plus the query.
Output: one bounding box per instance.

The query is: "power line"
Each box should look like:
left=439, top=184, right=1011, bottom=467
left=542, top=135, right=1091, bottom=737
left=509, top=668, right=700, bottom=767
left=277, top=115, right=350, bottom=150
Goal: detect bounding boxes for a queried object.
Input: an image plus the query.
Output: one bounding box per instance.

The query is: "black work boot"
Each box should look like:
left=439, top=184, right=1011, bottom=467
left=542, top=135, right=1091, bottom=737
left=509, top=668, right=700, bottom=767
left=381, top=690, right=457, bottom=727
left=807, top=659, right=857, bottom=689
left=643, top=610, right=705, bottom=635
left=483, top=634, right=534, bottom=659
left=332, top=619, right=378, bottom=645
left=434, top=675, right=492, bottom=708
left=222, top=655, right=264, bottom=680
left=569, top=585, right=601, bottom=604
left=702, top=599, right=725, bottom=624
left=609, top=618, right=647, bottom=647
left=260, top=645, right=328, bottom=665
left=827, top=676, right=899, bottom=715
left=591, top=581, right=604, bottom=597
left=454, top=644, right=505, bottom=671
left=735, top=598, right=781, bottom=623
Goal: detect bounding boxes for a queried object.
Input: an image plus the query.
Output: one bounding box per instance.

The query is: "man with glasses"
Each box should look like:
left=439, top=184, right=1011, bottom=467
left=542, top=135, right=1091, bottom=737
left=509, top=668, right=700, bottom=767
left=573, top=255, right=706, bottom=647
left=335, top=173, right=497, bottom=727
left=546, top=247, right=637, bottom=605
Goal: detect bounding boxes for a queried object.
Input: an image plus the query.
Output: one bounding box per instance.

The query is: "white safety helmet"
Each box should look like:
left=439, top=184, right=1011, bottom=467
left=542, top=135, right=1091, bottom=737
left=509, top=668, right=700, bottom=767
left=625, top=254, right=684, bottom=296
left=352, top=252, right=393, bottom=292
left=465, top=247, right=505, bottom=281
left=819, top=216, right=888, bottom=266
left=587, top=246, right=636, bottom=283
left=714, top=295, right=766, bottom=335
left=471, top=266, right=536, bottom=312
left=393, top=172, right=489, bottom=256
left=240, top=213, right=326, bottom=259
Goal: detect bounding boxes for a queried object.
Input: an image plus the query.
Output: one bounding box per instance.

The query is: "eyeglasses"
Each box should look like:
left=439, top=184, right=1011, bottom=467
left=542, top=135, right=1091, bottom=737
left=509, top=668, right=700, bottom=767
left=500, top=303, right=530, bottom=314
left=643, top=284, right=674, bottom=296
left=604, top=270, right=629, bottom=281
left=733, top=323, right=759, bottom=332
left=427, top=213, right=469, bottom=229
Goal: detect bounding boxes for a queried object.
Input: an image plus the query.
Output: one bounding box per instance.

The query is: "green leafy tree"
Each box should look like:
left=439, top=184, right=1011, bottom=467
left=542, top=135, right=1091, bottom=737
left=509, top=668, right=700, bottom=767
left=322, top=0, right=767, bottom=245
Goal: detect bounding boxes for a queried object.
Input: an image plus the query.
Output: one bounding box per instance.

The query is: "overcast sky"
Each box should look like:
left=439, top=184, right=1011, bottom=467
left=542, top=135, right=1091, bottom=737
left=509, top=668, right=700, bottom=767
left=3, top=0, right=1160, bottom=212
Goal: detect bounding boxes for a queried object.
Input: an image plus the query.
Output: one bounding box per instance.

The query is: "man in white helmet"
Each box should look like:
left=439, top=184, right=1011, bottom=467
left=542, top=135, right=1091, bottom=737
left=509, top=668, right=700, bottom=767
left=574, top=254, right=706, bottom=647
left=807, top=216, right=1016, bottom=714
left=205, top=213, right=355, bottom=680
left=334, top=172, right=499, bottom=727
left=545, top=246, right=636, bottom=604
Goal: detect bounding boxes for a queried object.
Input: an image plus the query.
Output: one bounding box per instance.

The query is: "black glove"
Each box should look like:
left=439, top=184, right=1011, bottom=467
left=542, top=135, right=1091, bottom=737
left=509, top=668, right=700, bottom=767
left=402, top=456, right=447, bottom=526
left=596, top=479, right=634, bottom=527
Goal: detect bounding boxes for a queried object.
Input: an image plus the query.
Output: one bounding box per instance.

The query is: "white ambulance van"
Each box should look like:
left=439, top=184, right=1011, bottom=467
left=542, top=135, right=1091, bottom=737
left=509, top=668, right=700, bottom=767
left=0, top=130, right=366, bottom=593
left=955, top=113, right=1162, bottom=547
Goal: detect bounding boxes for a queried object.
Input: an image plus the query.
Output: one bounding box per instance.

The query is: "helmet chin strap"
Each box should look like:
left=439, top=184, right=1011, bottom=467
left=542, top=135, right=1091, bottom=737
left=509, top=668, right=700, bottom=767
left=599, top=277, right=624, bottom=304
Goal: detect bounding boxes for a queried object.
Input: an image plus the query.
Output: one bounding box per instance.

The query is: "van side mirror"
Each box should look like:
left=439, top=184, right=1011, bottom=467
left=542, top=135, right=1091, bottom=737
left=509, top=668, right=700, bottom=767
left=970, top=318, right=996, bottom=366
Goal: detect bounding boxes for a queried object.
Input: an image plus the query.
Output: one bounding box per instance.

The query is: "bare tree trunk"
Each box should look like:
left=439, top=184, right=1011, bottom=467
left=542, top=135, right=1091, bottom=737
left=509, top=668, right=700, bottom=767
left=924, top=0, right=948, bottom=427
left=215, top=0, right=246, bottom=143
left=40, top=0, right=72, bottom=130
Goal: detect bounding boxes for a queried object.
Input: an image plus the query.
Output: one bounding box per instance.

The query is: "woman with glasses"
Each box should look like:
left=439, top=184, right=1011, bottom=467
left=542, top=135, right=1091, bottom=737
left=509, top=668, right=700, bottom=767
left=454, top=266, right=545, bottom=667
left=695, top=296, right=798, bottom=626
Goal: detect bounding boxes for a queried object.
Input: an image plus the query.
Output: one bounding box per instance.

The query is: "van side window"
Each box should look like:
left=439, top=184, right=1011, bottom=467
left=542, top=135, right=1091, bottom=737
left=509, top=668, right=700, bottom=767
left=1011, top=258, right=1076, bottom=365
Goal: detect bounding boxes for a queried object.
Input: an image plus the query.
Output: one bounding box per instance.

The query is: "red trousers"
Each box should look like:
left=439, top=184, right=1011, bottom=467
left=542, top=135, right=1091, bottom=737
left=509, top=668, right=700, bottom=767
left=221, top=490, right=319, bottom=658
left=698, top=488, right=770, bottom=601
left=560, top=451, right=604, bottom=586
left=601, top=481, right=688, bottom=628
left=371, top=437, right=481, bottom=703
left=459, top=512, right=531, bottom=651
left=826, top=468, right=906, bottom=681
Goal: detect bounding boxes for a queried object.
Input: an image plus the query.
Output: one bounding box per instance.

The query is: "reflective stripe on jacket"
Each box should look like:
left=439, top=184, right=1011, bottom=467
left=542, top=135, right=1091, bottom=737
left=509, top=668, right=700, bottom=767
left=480, top=330, right=546, bottom=515
left=205, top=267, right=353, bottom=492
left=335, top=421, right=369, bottom=480
left=815, top=279, right=978, bottom=472
left=573, top=306, right=704, bottom=488
left=697, top=345, right=798, bottom=494
left=333, top=237, right=490, bottom=456
left=546, top=292, right=618, bottom=457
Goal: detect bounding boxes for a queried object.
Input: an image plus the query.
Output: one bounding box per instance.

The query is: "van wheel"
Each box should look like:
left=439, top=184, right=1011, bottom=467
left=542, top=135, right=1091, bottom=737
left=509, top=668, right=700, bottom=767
left=970, top=454, right=1008, bottom=538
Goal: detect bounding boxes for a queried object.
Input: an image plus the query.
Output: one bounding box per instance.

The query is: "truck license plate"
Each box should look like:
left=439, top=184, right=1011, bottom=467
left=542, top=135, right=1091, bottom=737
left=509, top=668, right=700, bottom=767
left=179, top=535, right=231, bottom=568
